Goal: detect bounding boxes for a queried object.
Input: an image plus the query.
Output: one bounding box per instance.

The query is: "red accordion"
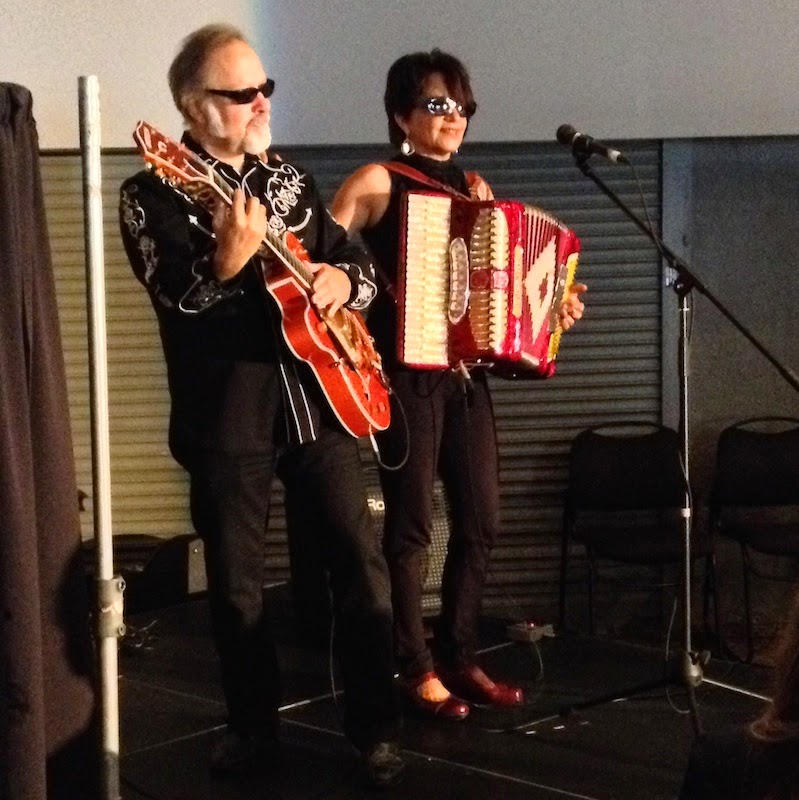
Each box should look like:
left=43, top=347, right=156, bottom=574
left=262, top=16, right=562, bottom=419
left=397, top=191, right=581, bottom=378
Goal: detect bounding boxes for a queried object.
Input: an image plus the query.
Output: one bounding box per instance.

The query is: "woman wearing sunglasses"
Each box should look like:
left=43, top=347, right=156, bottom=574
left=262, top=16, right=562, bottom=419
left=333, top=50, right=586, bottom=721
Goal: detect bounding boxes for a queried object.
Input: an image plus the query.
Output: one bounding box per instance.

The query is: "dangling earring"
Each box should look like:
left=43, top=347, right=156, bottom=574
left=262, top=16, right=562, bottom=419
left=400, top=137, right=415, bottom=156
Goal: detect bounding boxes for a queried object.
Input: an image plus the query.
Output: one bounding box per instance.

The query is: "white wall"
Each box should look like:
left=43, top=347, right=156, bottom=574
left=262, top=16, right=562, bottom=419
left=1, top=0, right=259, bottom=149
left=3, top=0, right=799, bottom=149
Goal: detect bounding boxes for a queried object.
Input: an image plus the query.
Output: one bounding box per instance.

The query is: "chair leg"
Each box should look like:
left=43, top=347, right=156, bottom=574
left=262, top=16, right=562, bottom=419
left=657, top=563, right=666, bottom=632
left=674, top=562, right=687, bottom=644
left=559, top=533, right=570, bottom=631
left=587, top=550, right=595, bottom=635
left=702, top=553, right=725, bottom=655
left=741, top=545, right=754, bottom=663
left=705, top=554, right=718, bottom=638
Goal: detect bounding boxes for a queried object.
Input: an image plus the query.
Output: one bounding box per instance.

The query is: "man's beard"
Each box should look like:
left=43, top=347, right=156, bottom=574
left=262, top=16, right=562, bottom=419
left=204, top=103, right=272, bottom=155
left=243, top=123, right=271, bottom=154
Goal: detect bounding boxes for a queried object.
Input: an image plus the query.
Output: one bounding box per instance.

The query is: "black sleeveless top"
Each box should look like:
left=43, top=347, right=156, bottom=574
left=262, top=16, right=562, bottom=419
left=361, top=153, right=470, bottom=369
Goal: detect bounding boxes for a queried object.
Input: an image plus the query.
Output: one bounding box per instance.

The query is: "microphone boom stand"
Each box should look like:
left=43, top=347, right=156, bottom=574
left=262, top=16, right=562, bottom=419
left=525, top=151, right=793, bottom=735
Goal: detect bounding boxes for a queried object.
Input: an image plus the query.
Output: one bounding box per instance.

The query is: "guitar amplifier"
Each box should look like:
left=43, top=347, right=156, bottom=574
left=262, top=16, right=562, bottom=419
left=285, top=471, right=451, bottom=642
left=365, top=469, right=451, bottom=614
left=83, top=533, right=207, bottom=615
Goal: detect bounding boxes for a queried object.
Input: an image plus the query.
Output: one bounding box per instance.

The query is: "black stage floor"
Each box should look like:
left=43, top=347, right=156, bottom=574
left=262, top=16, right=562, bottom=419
left=118, top=589, right=772, bottom=800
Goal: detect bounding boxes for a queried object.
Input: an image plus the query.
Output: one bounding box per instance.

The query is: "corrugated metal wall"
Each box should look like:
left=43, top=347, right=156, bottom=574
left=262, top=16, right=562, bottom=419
left=43, top=151, right=186, bottom=540
left=41, top=140, right=662, bottom=615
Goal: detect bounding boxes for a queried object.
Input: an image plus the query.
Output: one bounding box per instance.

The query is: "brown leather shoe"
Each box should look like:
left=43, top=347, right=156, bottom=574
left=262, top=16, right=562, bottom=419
left=440, top=664, right=524, bottom=707
left=401, top=671, right=470, bottom=721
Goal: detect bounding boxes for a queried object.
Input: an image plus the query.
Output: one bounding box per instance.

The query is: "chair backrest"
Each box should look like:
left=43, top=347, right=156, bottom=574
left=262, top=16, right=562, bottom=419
left=567, top=422, right=685, bottom=511
left=712, top=417, right=799, bottom=507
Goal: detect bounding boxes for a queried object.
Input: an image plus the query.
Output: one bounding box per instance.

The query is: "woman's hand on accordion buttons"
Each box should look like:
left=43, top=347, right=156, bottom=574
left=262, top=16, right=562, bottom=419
left=467, top=174, right=494, bottom=201
left=559, top=283, right=588, bottom=331
left=309, top=262, right=352, bottom=317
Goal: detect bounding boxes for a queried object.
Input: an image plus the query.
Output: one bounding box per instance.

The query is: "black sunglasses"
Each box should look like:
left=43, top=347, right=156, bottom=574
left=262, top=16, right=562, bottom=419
left=206, top=79, right=275, bottom=104
left=415, top=95, right=476, bottom=118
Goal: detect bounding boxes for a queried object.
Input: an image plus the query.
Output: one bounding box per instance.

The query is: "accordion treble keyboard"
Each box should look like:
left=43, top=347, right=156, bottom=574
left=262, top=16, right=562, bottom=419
left=397, top=191, right=580, bottom=378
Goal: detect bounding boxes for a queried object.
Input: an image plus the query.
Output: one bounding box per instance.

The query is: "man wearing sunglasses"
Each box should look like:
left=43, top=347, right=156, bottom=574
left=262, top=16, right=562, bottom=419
left=119, top=23, right=403, bottom=788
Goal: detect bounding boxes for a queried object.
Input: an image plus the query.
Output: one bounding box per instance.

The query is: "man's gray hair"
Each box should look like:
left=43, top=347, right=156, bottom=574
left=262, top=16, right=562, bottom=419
left=168, top=23, right=249, bottom=117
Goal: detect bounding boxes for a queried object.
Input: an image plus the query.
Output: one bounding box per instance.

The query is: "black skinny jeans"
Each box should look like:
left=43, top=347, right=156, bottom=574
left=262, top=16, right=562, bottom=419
left=189, top=423, right=399, bottom=751
left=377, top=369, right=501, bottom=679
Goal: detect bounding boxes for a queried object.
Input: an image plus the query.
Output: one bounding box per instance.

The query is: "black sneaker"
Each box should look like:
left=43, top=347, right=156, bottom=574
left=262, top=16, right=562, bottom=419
left=361, top=741, right=405, bottom=789
left=209, top=729, right=278, bottom=774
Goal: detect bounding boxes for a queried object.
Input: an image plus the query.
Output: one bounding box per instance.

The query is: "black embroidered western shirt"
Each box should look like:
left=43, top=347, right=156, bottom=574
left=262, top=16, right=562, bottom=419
left=119, top=135, right=377, bottom=463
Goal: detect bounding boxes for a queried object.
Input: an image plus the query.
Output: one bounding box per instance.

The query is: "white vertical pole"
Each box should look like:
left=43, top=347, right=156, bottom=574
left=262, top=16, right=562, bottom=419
left=78, top=75, right=124, bottom=800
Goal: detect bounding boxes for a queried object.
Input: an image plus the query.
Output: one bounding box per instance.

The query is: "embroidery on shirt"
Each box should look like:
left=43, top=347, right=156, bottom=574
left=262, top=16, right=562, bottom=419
left=332, top=262, right=377, bottom=310
left=258, top=162, right=308, bottom=236
left=352, top=283, right=377, bottom=309
left=122, top=181, right=239, bottom=313
left=120, top=184, right=146, bottom=238
left=121, top=184, right=170, bottom=304
left=178, top=269, right=236, bottom=314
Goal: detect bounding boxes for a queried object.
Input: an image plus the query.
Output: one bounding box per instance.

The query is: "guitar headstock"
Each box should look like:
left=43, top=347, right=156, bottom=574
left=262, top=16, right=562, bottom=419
left=132, top=120, right=231, bottom=210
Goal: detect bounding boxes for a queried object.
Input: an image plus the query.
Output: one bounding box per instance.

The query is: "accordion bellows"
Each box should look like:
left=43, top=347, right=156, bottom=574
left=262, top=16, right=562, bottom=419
left=397, top=191, right=581, bottom=378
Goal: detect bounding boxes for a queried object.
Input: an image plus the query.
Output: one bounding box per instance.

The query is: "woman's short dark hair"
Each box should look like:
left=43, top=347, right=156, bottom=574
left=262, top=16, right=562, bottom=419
left=384, top=49, right=477, bottom=147
left=168, top=23, right=248, bottom=118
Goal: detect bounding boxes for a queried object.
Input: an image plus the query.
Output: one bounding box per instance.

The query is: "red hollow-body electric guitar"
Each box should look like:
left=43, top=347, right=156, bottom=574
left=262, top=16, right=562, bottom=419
left=133, top=121, right=390, bottom=438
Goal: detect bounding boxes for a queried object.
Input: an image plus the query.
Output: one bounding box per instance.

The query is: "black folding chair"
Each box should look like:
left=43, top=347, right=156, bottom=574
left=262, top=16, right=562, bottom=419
left=710, top=416, right=799, bottom=661
left=560, top=421, right=718, bottom=637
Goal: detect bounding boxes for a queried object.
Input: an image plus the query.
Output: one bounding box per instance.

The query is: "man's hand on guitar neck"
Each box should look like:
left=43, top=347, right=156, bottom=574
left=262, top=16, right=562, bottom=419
left=308, top=262, right=352, bottom=317
left=211, top=188, right=268, bottom=281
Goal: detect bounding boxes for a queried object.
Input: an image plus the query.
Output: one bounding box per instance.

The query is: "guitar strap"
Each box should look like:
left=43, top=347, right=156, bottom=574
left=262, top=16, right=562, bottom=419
left=381, top=161, right=479, bottom=199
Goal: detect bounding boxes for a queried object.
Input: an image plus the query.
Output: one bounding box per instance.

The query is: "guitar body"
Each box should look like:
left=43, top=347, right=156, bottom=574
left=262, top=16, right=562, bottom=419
left=263, top=258, right=390, bottom=437
left=132, top=120, right=391, bottom=438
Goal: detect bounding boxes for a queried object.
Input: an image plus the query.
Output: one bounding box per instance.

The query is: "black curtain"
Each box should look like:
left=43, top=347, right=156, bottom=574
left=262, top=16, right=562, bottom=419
left=0, top=84, right=98, bottom=799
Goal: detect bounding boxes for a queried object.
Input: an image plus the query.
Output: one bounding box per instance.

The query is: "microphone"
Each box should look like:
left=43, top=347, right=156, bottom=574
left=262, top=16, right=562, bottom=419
left=556, top=124, right=628, bottom=165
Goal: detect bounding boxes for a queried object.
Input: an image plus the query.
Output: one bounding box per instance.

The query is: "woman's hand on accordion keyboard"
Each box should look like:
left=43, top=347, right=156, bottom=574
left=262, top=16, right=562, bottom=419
left=559, top=282, right=588, bottom=331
